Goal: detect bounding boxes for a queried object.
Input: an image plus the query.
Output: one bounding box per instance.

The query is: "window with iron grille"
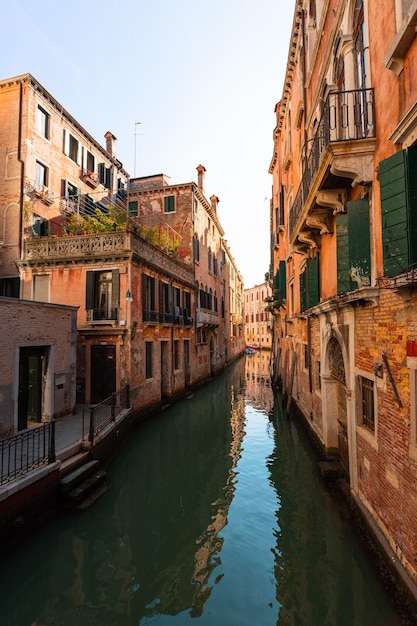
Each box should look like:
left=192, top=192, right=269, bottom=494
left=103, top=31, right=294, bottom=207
left=358, top=375, right=375, bottom=432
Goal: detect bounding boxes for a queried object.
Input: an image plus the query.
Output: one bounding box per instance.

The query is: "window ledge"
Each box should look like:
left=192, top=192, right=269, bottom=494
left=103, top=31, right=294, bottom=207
left=356, top=424, right=378, bottom=450
left=384, top=2, right=417, bottom=75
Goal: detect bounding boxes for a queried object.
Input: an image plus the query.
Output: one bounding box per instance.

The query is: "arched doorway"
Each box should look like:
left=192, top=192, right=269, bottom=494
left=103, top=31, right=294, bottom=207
left=328, top=336, right=349, bottom=473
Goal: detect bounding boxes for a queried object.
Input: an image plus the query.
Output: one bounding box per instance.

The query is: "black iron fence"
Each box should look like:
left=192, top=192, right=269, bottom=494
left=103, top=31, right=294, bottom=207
left=0, top=421, right=56, bottom=486
left=88, top=386, right=130, bottom=445
left=0, top=386, right=130, bottom=486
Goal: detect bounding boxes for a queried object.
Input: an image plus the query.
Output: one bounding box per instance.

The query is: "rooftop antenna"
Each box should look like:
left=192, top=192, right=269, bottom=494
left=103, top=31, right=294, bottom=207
left=134, top=121, right=142, bottom=178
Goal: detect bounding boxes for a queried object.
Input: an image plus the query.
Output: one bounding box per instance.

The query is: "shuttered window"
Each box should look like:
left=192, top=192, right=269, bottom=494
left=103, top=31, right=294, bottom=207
left=128, top=201, right=138, bottom=216
left=193, top=236, right=200, bottom=262
left=300, top=270, right=307, bottom=312
left=273, top=261, right=287, bottom=305
left=337, top=198, right=371, bottom=293
left=164, top=195, right=175, bottom=213
left=380, top=147, right=417, bottom=277
left=307, top=255, right=320, bottom=307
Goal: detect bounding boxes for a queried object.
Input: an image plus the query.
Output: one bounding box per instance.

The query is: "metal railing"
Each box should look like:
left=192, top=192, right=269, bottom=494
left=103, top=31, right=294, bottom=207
left=289, top=88, right=375, bottom=239
left=88, top=386, right=130, bottom=445
left=0, top=421, right=56, bottom=486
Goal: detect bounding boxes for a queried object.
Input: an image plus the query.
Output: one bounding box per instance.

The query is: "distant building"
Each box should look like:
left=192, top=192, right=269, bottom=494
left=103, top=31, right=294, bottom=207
left=244, top=281, right=272, bottom=349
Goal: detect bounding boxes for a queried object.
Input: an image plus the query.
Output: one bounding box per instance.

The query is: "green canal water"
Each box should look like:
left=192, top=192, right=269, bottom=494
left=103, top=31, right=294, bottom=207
left=0, top=354, right=411, bottom=625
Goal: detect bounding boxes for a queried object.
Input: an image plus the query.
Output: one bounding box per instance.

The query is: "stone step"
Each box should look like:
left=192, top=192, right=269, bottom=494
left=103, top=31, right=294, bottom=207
left=60, top=459, right=100, bottom=493
left=59, top=451, right=91, bottom=477
left=66, top=470, right=107, bottom=507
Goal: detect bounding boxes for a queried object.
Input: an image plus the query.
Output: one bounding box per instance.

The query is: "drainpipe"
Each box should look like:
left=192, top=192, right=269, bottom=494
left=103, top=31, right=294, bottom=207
left=192, top=187, right=198, bottom=358
left=18, top=81, right=25, bottom=271
left=301, top=10, right=314, bottom=394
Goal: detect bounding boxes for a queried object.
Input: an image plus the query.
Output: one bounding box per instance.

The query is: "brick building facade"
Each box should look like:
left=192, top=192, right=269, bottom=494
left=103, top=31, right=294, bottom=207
left=269, top=0, right=417, bottom=593
left=244, top=281, right=273, bottom=349
left=0, top=74, right=245, bottom=429
left=0, top=298, right=77, bottom=437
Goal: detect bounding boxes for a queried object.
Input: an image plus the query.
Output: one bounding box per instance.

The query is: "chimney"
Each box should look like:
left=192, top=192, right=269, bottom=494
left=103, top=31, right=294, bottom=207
left=105, top=131, right=117, bottom=157
left=196, top=164, right=206, bottom=195
left=210, top=195, right=219, bottom=213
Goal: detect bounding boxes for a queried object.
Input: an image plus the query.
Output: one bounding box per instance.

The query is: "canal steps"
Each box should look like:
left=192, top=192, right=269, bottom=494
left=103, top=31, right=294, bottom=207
left=59, top=459, right=107, bottom=511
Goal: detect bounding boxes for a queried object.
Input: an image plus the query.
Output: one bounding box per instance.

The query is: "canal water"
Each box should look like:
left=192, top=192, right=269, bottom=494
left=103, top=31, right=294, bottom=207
left=0, top=353, right=411, bottom=625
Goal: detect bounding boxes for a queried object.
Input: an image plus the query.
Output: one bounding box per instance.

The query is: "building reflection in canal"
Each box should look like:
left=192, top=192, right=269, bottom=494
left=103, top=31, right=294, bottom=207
left=0, top=352, right=407, bottom=625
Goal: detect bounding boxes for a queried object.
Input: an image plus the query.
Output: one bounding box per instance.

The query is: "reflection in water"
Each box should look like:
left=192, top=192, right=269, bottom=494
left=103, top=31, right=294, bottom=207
left=0, top=355, right=408, bottom=625
left=245, top=350, right=273, bottom=412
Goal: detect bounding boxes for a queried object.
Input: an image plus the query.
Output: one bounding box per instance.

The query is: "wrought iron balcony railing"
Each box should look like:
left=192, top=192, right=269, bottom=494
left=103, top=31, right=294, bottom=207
left=289, top=88, right=375, bottom=239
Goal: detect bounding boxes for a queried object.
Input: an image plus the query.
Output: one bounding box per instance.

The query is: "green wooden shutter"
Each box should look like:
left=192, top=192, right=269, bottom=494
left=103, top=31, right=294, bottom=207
left=111, top=270, right=119, bottom=308
left=337, top=214, right=352, bottom=294
left=380, top=147, right=417, bottom=277
left=347, top=197, right=371, bottom=288
left=164, top=195, right=175, bottom=213
left=273, top=270, right=280, bottom=292
left=105, top=167, right=112, bottom=189
left=279, top=260, right=286, bottom=303
left=128, top=200, right=138, bottom=216
left=86, top=271, right=95, bottom=309
left=142, top=274, right=147, bottom=311
left=307, top=255, right=319, bottom=307
left=300, top=270, right=306, bottom=312
left=150, top=276, right=156, bottom=310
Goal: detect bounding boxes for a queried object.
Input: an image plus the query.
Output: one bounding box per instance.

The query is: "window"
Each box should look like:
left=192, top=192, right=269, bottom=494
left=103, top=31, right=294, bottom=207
left=86, top=150, right=95, bottom=173
left=0, top=277, right=19, bottom=298
left=213, top=256, right=218, bottom=276
left=193, top=235, right=200, bottom=262
left=142, top=274, right=157, bottom=321
left=164, top=195, right=175, bottom=213
left=128, top=201, right=138, bottom=216
left=315, top=360, right=321, bottom=391
left=273, top=261, right=287, bottom=305
left=303, top=343, right=310, bottom=369
left=174, top=340, right=180, bottom=370
left=208, top=249, right=212, bottom=272
left=86, top=270, right=119, bottom=321
left=159, top=281, right=174, bottom=323
left=358, top=375, right=375, bottom=432
left=69, top=135, right=79, bottom=163
left=33, top=274, right=50, bottom=302
left=380, top=147, right=417, bottom=277
left=36, top=105, right=50, bottom=139
left=145, top=342, right=153, bottom=379
left=35, top=160, right=48, bottom=191
left=353, top=0, right=367, bottom=90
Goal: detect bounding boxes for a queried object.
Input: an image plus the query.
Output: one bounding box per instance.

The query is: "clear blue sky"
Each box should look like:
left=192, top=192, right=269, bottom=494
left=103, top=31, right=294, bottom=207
left=2, top=0, right=294, bottom=287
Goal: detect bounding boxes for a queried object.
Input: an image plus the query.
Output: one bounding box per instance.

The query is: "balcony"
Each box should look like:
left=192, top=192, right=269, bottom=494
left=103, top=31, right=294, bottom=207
left=87, top=308, right=118, bottom=323
left=196, top=309, right=219, bottom=328
left=143, top=308, right=193, bottom=325
left=25, top=180, right=54, bottom=205
left=80, top=169, right=99, bottom=189
left=289, top=88, right=376, bottom=252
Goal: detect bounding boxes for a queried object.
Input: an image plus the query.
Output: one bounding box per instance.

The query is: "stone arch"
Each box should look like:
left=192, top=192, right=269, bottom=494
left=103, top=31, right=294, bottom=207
left=322, top=330, right=350, bottom=473
left=2, top=202, right=20, bottom=245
